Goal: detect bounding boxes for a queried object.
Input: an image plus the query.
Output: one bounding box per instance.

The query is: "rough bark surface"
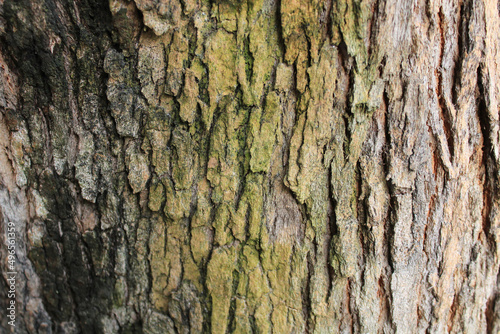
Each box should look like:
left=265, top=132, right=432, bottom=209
left=0, top=0, right=499, bottom=333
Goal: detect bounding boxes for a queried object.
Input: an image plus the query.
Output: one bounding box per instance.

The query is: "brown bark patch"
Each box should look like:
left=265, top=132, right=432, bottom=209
left=267, top=180, right=304, bottom=244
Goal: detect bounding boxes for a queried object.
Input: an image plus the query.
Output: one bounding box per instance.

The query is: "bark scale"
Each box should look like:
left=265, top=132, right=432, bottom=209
left=0, top=0, right=499, bottom=333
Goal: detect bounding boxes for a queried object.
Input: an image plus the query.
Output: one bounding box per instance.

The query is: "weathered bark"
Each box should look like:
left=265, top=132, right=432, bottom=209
left=0, top=0, right=500, bottom=332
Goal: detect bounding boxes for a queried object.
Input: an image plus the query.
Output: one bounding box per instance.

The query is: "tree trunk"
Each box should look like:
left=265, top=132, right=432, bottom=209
left=1, top=0, right=499, bottom=332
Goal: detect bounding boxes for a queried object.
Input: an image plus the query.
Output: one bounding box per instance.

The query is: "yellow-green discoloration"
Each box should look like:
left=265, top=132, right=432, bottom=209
left=207, top=246, right=238, bottom=334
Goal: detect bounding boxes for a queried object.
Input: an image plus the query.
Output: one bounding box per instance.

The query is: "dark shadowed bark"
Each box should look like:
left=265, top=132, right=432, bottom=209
left=1, top=0, right=500, bottom=333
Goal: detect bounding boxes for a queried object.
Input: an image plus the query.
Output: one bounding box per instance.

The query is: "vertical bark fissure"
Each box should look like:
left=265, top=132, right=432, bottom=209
left=367, top=0, right=381, bottom=59
left=476, top=64, right=495, bottom=249
left=303, top=251, right=313, bottom=333
left=451, top=3, right=464, bottom=106
left=326, top=164, right=337, bottom=304
left=381, top=89, right=395, bottom=275
left=275, top=0, right=286, bottom=62
left=436, top=7, right=455, bottom=160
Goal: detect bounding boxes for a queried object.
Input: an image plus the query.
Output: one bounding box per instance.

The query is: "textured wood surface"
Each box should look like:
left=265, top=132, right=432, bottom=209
left=0, top=0, right=499, bottom=332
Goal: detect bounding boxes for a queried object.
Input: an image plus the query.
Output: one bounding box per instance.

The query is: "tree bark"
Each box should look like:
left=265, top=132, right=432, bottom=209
left=0, top=0, right=499, bottom=332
